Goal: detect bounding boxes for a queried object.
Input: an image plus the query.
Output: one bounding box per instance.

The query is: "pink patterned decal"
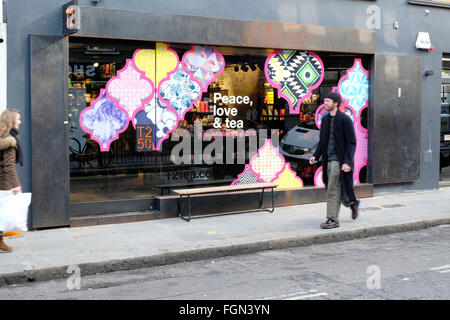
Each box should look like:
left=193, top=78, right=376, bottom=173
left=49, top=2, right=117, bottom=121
left=132, top=43, right=179, bottom=87
left=337, top=59, right=369, bottom=185
left=79, top=89, right=129, bottom=152
left=158, top=63, right=203, bottom=120
left=265, top=50, right=324, bottom=114
left=314, top=104, right=327, bottom=130
left=337, top=59, right=369, bottom=115
left=231, top=164, right=264, bottom=185
left=106, top=59, right=155, bottom=121
left=314, top=166, right=325, bottom=188
left=353, top=106, right=368, bottom=184
left=181, top=45, right=225, bottom=93
left=272, top=163, right=304, bottom=189
left=250, top=140, right=285, bottom=183
left=314, top=58, right=369, bottom=186
left=232, top=139, right=304, bottom=189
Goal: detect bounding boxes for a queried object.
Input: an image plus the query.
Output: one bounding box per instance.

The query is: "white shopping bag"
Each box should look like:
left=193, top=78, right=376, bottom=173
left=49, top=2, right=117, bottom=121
left=0, top=191, right=31, bottom=232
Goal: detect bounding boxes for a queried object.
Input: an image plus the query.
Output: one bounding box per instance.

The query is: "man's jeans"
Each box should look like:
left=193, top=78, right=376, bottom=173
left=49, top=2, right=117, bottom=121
left=326, top=161, right=350, bottom=220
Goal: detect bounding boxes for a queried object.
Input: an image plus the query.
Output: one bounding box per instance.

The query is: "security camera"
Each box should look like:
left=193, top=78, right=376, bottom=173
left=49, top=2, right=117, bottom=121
left=0, top=38, right=3, bottom=43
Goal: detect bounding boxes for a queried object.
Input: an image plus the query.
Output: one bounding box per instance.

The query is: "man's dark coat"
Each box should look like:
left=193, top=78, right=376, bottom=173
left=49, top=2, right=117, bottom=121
left=313, top=109, right=357, bottom=204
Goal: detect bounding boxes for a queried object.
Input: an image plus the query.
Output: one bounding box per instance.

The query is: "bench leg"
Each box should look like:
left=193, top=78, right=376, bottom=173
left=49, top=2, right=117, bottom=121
left=261, top=187, right=275, bottom=213
left=178, top=195, right=191, bottom=222
left=188, top=195, right=192, bottom=222
left=261, top=187, right=265, bottom=209
left=269, top=187, right=275, bottom=213
left=259, top=188, right=264, bottom=209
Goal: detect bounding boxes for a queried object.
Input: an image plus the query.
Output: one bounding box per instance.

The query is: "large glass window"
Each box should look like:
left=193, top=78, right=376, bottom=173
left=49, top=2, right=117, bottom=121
left=68, top=38, right=370, bottom=202
left=443, top=54, right=450, bottom=79
left=441, top=55, right=450, bottom=177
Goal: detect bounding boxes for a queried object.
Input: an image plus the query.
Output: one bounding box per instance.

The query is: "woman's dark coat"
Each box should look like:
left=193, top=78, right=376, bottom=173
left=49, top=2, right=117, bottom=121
left=0, top=135, right=21, bottom=190
left=312, top=109, right=357, bottom=204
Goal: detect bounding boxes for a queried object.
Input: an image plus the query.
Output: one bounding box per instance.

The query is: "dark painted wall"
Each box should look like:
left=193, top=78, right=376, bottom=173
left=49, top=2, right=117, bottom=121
left=5, top=0, right=448, bottom=197
left=6, top=0, right=68, bottom=194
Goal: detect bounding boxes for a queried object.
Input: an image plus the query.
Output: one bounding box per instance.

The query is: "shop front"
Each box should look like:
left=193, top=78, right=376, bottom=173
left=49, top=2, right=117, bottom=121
left=67, top=36, right=373, bottom=219
left=29, top=3, right=428, bottom=229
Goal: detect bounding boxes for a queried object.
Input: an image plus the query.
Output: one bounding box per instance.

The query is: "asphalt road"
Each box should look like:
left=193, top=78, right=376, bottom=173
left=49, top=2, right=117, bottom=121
left=1, top=225, right=449, bottom=300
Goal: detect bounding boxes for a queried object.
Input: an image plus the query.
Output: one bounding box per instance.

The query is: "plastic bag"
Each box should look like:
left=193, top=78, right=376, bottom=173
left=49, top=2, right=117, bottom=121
left=0, top=191, right=31, bottom=232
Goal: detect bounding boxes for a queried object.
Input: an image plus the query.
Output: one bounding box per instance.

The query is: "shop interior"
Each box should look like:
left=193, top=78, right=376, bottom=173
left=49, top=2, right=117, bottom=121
left=68, top=38, right=369, bottom=202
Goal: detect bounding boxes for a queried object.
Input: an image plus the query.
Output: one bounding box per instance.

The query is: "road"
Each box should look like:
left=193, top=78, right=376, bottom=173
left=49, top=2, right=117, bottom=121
left=1, top=225, right=449, bottom=300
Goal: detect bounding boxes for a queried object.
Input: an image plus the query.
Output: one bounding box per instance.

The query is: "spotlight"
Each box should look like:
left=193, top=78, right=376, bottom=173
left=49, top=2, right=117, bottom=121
left=241, top=64, right=249, bottom=72
left=234, top=66, right=239, bottom=72
left=249, top=64, right=257, bottom=72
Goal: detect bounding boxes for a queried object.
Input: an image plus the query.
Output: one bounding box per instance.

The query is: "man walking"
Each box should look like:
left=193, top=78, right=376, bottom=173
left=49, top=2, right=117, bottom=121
left=309, top=92, right=360, bottom=229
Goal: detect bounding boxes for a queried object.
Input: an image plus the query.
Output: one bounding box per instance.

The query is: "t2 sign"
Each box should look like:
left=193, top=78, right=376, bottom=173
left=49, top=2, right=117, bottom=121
left=63, top=1, right=80, bottom=36
left=136, top=125, right=153, bottom=152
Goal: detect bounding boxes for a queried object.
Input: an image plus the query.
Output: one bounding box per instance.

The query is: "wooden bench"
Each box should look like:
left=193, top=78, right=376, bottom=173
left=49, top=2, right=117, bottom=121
left=173, top=183, right=278, bottom=222
left=155, top=178, right=236, bottom=195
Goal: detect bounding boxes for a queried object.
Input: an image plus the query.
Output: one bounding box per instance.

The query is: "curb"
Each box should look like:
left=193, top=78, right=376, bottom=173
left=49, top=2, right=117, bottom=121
left=1, top=217, right=450, bottom=287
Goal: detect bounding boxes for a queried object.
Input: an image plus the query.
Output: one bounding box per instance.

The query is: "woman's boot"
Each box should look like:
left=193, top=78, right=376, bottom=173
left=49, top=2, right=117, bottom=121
left=0, top=235, right=13, bottom=252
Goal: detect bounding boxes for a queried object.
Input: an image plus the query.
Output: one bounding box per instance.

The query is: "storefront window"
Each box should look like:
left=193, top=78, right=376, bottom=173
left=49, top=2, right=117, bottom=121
left=443, top=54, right=450, bottom=78
left=444, top=70, right=450, bottom=78
left=68, top=38, right=370, bottom=202
left=442, top=84, right=450, bottom=133
left=443, top=84, right=450, bottom=103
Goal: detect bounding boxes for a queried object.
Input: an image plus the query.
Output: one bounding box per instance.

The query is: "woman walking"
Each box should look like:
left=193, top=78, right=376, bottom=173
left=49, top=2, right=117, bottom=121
left=0, top=109, right=23, bottom=253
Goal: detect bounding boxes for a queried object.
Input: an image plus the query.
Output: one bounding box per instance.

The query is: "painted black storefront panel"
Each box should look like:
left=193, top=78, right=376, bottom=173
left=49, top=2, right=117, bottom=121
left=370, top=55, right=422, bottom=184
left=30, top=34, right=70, bottom=229
left=74, top=6, right=375, bottom=54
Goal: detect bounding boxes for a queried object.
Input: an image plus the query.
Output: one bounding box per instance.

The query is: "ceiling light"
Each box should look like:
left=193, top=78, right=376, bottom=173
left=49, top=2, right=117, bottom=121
left=85, top=46, right=120, bottom=55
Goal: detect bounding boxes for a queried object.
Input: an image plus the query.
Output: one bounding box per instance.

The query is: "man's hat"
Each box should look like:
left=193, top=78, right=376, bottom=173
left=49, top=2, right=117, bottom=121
left=325, top=92, right=342, bottom=105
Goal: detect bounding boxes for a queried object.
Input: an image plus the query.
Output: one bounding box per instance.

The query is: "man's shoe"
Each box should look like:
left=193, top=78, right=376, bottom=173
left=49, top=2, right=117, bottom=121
left=0, top=236, right=13, bottom=253
left=351, top=200, right=360, bottom=220
left=320, top=219, right=340, bottom=229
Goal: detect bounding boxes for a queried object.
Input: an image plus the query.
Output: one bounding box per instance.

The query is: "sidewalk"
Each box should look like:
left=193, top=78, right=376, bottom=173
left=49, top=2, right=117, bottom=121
left=1, top=187, right=450, bottom=286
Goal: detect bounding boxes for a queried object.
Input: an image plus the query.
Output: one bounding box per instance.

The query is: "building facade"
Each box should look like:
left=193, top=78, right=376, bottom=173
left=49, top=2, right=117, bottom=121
left=3, top=0, right=450, bottom=229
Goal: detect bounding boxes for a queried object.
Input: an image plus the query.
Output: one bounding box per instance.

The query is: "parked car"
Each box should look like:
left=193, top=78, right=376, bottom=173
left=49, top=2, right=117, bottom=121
left=279, top=120, right=320, bottom=179
left=280, top=123, right=319, bottom=159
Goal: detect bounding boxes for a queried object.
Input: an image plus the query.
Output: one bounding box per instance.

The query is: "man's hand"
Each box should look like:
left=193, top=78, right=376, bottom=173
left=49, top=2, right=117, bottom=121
left=11, top=186, right=22, bottom=195
left=341, top=163, right=351, bottom=173
left=309, top=156, right=317, bottom=165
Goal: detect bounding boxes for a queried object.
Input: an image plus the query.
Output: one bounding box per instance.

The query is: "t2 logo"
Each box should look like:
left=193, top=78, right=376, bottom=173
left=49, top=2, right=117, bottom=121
left=63, top=2, right=80, bottom=36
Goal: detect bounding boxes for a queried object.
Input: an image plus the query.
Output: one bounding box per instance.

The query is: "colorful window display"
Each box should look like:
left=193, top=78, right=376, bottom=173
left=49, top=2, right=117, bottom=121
left=68, top=39, right=370, bottom=202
